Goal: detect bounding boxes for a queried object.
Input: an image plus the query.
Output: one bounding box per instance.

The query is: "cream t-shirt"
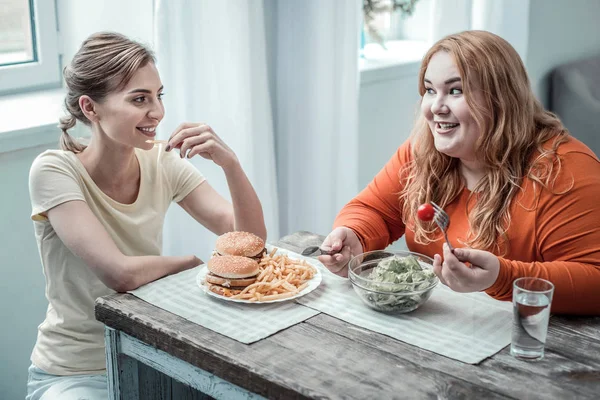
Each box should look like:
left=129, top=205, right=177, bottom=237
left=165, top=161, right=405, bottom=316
left=28, top=146, right=205, bottom=375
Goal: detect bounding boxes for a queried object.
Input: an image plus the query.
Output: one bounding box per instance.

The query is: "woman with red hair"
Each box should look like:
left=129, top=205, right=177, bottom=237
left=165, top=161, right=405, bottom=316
left=319, top=30, right=600, bottom=315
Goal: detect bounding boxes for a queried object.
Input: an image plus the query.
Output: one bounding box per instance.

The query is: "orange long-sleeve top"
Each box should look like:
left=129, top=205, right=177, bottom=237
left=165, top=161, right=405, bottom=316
left=334, top=137, right=600, bottom=315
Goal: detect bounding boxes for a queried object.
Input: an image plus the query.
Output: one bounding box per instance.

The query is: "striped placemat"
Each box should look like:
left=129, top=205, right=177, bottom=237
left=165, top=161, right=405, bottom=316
left=274, top=248, right=513, bottom=364
left=128, top=266, right=319, bottom=344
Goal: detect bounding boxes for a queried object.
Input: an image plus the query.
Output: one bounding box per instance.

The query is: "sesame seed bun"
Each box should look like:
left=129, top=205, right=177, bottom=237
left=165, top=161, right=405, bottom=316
left=215, top=231, right=265, bottom=257
left=207, top=255, right=259, bottom=279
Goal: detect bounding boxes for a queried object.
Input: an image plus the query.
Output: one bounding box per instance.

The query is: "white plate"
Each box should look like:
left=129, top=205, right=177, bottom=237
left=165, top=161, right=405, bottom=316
left=196, top=256, right=322, bottom=304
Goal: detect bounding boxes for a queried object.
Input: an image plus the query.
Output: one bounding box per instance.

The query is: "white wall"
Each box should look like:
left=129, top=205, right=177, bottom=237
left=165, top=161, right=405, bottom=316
left=358, top=70, right=420, bottom=190
left=0, top=1, right=153, bottom=399
left=0, top=143, right=51, bottom=400
left=526, top=0, right=600, bottom=107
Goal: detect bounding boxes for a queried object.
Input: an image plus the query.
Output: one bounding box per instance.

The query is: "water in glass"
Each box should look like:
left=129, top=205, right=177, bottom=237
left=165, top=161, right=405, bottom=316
left=511, top=291, right=551, bottom=360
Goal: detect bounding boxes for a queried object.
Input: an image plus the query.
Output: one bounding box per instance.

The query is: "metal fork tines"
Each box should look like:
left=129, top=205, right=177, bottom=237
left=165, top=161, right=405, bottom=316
left=430, top=201, right=454, bottom=252
left=300, top=246, right=338, bottom=257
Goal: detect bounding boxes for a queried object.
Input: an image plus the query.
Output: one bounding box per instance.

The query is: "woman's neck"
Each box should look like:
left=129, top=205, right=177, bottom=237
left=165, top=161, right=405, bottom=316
left=76, top=135, right=139, bottom=191
left=459, top=159, right=486, bottom=191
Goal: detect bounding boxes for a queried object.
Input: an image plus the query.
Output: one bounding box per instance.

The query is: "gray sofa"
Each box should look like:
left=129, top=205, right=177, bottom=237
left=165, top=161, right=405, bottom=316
left=550, top=55, right=600, bottom=155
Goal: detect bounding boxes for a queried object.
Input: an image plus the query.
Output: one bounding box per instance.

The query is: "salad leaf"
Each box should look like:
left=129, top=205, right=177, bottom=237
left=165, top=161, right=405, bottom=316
left=362, top=255, right=437, bottom=312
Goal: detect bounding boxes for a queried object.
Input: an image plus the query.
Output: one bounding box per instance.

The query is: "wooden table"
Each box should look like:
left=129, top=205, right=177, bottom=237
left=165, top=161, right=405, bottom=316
left=95, top=231, right=600, bottom=399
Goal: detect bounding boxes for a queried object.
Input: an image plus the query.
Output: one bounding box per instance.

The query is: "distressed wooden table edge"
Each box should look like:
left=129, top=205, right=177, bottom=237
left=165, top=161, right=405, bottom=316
left=95, top=295, right=313, bottom=400
left=104, top=327, right=266, bottom=400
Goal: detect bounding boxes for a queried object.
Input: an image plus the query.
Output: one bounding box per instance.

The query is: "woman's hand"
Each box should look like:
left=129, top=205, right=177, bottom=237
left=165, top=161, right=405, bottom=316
left=167, top=123, right=238, bottom=169
left=432, top=243, right=500, bottom=293
left=317, top=227, right=363, bottom=277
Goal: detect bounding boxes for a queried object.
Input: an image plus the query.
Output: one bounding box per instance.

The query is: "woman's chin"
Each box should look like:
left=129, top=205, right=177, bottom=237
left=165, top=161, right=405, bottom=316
left=433, top=141, right=459, bottom=158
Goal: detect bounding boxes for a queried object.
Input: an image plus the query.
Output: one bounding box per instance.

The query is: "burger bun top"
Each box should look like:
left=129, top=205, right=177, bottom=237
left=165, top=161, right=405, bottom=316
left=207, top=255, right=259, bottom=279
left=215, top=231, right=265, bottom=257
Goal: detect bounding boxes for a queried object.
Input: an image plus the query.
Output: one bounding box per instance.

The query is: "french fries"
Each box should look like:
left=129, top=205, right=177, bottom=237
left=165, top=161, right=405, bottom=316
left=225, top=248, right=318, bottom=302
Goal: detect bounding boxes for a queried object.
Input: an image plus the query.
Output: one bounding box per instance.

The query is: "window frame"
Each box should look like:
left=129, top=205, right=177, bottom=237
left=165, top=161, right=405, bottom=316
left=0, top=0, right=61, bottom=94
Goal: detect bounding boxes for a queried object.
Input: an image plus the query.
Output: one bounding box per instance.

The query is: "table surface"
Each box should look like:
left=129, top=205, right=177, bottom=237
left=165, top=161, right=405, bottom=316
left=95, top=231, right=600, bottom=400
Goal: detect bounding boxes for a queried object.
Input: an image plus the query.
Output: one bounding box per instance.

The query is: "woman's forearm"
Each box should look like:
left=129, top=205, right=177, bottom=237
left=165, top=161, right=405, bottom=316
left=486, top=258, right=600, bottom=315
left=223, top=161, right=267, bottom=241
left=117, top=254, right=201, bottom=292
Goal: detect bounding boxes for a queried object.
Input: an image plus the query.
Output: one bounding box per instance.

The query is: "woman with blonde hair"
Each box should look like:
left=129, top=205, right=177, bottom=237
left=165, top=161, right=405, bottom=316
left=26, top=32, right=266, bottom=399
left=319, top=30, right=600, bottom=315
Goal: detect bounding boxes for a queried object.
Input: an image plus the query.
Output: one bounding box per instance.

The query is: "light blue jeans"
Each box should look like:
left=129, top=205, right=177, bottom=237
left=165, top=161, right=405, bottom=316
left=26, top=364, right=108, bottom=400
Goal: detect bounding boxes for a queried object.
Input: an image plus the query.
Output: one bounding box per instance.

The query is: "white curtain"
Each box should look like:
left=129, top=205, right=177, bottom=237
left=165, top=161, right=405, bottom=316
left=431, top=0, right=530, bottom=62
left=154, top=0, right=279, bottom=260
left=274, top=0, right=361, bottom=237
left=154, top=0, right=361, bottom=258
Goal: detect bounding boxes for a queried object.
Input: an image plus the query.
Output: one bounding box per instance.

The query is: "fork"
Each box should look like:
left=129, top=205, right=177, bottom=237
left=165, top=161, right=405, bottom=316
left=431, top=201, right=454, bottom=252
left=301, top=246, right=339, bottom=257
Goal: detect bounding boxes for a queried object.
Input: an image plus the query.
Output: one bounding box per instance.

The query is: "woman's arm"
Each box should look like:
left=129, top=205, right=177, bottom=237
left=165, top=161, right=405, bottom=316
left=47, top=200, right=201, bottom=292
left=486, top=149, right=600, bottom=315
left=168, top=122, right=267, bottom=241
left=222, top=161, right=267, bottom=240
left=433, top=243, right=600, bottom=315
left=487, top=258, right=600, bottom=315
left=333, top=140, right=412, bottom=251
left=177, top=162, right=267, bottom=241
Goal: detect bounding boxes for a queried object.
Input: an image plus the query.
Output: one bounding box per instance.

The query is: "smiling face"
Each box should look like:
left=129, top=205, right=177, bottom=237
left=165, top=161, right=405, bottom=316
left=421, top=51, right=480, bottom=163
left=94, top=62, right=165, bottom=150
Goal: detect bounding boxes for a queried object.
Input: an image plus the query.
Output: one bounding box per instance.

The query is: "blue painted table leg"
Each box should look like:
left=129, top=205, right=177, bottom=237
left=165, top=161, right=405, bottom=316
left=105, top=327, right=139, bottom=400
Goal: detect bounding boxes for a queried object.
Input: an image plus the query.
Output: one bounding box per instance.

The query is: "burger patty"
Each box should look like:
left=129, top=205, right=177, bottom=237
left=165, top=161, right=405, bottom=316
left=206, top=283, right=246, bottom=297
left=213, top=248, right=266, bottom=261
left=205, top=272, right=258, bottom=288
left=250, top=249, right=266, bottom=261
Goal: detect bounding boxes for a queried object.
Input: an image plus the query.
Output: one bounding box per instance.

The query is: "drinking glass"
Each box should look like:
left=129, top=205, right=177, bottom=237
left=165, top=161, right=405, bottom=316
left=511, top=277, right=554, bottom=360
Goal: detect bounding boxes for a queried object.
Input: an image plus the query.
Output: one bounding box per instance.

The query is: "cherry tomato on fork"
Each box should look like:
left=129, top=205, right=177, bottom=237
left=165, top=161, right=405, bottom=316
left=417, top=203, right=435, bottom=222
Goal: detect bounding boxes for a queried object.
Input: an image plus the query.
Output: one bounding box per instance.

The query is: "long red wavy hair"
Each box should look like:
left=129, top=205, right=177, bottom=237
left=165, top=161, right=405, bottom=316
left=401, top=30, right=569, bottom=254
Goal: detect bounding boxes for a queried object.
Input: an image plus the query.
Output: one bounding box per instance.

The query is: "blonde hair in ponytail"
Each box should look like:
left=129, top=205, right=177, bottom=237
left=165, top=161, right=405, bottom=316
left=58, top=115, right=86, bottom=153
left=59, top=31, right=155, bottom=153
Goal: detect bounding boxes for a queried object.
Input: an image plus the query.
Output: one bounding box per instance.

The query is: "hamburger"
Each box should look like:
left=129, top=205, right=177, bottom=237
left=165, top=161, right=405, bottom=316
left=205, top=231, right=266, bottom=296
left=214, top=231, right=266, bottom=260
left=205, top=255, right=260, bottom=296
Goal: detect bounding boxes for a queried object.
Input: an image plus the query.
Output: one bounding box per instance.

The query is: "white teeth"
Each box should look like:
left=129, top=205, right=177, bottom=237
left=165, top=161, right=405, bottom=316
left=439, top=123, right=458, bottom=129
left=138, top=127, right=156, bottom=132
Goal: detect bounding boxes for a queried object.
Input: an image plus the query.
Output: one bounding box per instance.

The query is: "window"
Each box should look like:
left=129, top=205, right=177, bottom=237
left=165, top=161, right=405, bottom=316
left=363, top=0, right=432, bottom=44
left=359, top=0, right=434, bottom=69
left=0, top=0, right=61, bottom=94
left=389, top=0, right=431, bottom=42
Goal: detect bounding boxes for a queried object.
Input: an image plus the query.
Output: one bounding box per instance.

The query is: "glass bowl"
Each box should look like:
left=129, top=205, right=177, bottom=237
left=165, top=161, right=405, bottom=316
left=348, top=250, right=439, bottom=314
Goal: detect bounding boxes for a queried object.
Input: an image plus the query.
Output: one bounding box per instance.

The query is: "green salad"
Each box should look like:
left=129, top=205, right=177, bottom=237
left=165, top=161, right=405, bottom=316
left=363, top=255, right=437, bottom=312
